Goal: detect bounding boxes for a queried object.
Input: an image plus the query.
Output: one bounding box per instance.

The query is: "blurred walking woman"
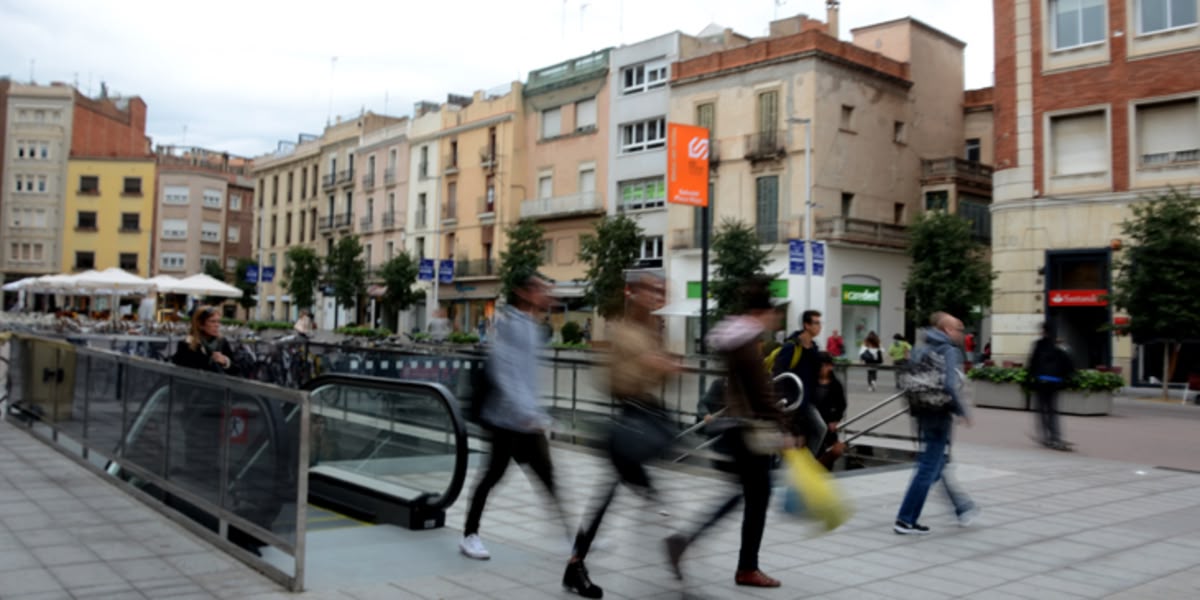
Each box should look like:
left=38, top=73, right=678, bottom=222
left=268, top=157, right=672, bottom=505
left=173, top=306, right=240, bottom=375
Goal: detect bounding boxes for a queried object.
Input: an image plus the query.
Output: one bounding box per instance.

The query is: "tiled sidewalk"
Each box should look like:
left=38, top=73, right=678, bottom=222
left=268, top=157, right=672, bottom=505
left=4, top=415, right=1200, bottom=599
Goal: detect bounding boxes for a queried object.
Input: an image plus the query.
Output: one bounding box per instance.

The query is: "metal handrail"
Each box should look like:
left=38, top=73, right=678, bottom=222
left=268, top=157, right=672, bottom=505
left=671, top=372, right=805, bottom=463
left=842, top=408, right=910, bottom=445
left=838, top=390, right=906, bottom=430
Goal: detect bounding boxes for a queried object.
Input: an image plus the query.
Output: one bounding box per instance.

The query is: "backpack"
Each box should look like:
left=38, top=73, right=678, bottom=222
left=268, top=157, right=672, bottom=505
left=897, top=349, right=954, bottom=415
left=466, top=356, right=495, bottom=424
left=764, top=341, right=802, bottom=375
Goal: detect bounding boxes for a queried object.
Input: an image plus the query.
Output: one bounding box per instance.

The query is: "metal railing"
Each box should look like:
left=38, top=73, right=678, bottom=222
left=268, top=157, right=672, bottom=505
left=359, top=216, right=374, bottom=232
left=479, top=147, right=498, bottom=170
left=334, top=213, right=352, bottom=229
left=361, top=173, right=376, bottom=189
left=381, top=211, right=398, bottom=230
left=321, top=173, right=336, bottom=188
left=519, top=191, right=602, bottom=220
left=336, top=169, right=354, bottom=185
left=744, top=130, right=786, bottom=161
left=383, top=168, right=396, bottom=184
left=478, top=196, right=496, bottom=216
left=455, top=258, right=495, bottom=277
left=815, top=216, right=908, bottom=249
left=444, top=154, right=459, bottom=173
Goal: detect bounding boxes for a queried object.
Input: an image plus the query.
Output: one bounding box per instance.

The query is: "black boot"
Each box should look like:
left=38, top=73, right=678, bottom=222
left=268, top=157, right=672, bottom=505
left=563, top=560, right=603, bottom=598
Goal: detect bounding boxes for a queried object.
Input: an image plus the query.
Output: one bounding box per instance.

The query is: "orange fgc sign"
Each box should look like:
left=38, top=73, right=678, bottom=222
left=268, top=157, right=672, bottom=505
left=667, top=123, right=710, bottom=207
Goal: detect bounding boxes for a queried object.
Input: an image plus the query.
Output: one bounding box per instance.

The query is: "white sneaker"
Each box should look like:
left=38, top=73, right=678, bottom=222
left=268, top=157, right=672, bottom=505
left=958, top=506, right=981, bottom=527
left=460, top=534, right=491, bottom=560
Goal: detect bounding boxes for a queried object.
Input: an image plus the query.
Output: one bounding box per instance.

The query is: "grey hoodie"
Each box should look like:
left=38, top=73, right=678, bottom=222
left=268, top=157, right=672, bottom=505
left=913, top=328, right=968, bottom=417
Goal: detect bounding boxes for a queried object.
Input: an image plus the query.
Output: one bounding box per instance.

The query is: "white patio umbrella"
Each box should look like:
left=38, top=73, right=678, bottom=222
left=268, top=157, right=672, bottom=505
left=72, top=268, right=155, bottom=295
left=172, top=274, right=243, bottom=298
left=2, top=277, right=38, bottom=292
left=146, top=275, right=181, bottom=292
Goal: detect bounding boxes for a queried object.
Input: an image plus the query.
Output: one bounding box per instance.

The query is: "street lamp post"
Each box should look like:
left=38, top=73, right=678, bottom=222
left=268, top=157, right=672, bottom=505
left=788, top=117, right=815, bottom=309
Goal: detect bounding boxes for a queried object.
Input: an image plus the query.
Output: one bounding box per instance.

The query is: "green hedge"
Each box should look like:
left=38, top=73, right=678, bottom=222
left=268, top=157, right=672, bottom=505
left=967, top=366, right=1124, bottom=393
left=448, top=332, right=480, bottom=344
left=561, top=321, right=585, bottom=345
left=336, top=326, right=392, bottom=338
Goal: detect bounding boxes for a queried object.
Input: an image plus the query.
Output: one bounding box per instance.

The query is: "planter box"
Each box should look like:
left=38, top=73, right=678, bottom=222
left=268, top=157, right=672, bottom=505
left=971, top=380, right=1030, bottom=410
left=1059, top=390, right=1113, bottom=416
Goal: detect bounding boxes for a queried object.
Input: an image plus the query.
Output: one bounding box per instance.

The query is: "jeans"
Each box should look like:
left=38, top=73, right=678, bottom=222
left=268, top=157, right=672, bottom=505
left=1034, top=384, right=1063, bottom=444
left=464, top=428, right=566, bottom=537
left=686, top=430, right=773, bottom=571
left=897, top=414, right=974, bottom=525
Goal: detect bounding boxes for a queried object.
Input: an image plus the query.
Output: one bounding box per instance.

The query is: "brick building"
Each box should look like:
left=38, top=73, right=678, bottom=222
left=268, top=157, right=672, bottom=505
left=990, top=0, right=1200, bottom=381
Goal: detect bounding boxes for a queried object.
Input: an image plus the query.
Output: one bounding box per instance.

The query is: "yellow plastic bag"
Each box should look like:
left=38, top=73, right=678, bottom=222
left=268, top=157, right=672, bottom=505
left=781, top=447, right=851, bottom=531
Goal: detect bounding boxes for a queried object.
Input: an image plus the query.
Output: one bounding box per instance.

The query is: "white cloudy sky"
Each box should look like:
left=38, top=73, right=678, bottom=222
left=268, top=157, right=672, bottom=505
left=0, top=0, right=993, bottom=157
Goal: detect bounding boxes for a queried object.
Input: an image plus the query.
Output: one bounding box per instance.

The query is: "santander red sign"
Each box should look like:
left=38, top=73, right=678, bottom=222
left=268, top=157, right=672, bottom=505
left=1048, top=289, right=1108, bottom=307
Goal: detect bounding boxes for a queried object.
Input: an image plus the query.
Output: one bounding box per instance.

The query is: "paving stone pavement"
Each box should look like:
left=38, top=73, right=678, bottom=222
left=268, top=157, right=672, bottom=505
left=3, top=413, right=1200, bottom=599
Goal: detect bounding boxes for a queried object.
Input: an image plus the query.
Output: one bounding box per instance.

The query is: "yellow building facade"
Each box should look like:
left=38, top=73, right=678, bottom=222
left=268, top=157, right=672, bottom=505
left=62, top=158, right=156, bottom=275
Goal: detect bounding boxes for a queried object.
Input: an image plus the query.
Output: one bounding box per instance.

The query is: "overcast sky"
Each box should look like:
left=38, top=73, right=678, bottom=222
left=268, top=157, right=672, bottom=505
left=0, top=0, right=994, bottom=157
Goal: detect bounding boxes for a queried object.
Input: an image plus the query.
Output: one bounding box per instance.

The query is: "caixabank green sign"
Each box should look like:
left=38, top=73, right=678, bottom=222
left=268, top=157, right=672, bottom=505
left=842, top=284, right=881, bottom=306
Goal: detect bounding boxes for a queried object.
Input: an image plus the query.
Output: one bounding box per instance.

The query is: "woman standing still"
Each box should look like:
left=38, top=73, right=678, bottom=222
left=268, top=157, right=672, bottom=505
left=860, top=331, right=884, bottom=392
left=173, top=306, right=241, bottom=375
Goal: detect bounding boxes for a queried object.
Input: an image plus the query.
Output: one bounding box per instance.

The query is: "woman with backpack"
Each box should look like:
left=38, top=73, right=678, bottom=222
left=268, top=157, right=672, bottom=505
left=860, top=331, right=884, bottom=392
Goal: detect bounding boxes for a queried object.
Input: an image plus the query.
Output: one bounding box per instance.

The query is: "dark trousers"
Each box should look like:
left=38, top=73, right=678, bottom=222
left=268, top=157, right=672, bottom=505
left=1035, top=385, right=1063, bottom=444
left=464, top=427, right=563, bottom=536
left=687, top=431, right=773, bottom=572
left=867, top=369, right=879, bottom=387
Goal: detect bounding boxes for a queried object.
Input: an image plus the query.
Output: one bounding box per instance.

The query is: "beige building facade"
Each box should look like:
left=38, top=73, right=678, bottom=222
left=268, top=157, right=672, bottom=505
left=351, top=120, right=410, bottom=329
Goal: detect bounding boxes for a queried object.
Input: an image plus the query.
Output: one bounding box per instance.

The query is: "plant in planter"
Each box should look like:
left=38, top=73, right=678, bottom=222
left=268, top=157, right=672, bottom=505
left=967, top=366, right=1123, bottom=415
left=448, top=332, right=480, bottom=345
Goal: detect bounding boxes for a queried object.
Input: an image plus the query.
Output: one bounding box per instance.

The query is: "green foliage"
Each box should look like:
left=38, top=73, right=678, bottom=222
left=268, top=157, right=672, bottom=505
left=711, top=219, right=773, bottom=320
left=904, top=211, right=994, bottom=327
left=326, top=235, right=367, bottom=312
left=247, top=321, right=294, bottom=331
left=221, top=318, right=245, bottom=327
left=578, top=215, right=643, bottom=318
left=966, top=366, right=1124, bottom=393
left=233, top=258, right=258, bottom=317
left=499, top=220, right=546, bottom=304
left=967, top=365, right=1030, bottom=386
left=411, top=332, right=432, bottom=342
left=448, top=332, right=481, bottom=344
left=379, top=251, right=422, bottom=314
left=283, top=247, right=321, bottom=311
left=561, top=321, right=585, bottom=345
left=1110, top=189, right=1200, bottom=344
left=202, top=261, right=229, bottom=305
left=336, top=326, right=392, bottom=338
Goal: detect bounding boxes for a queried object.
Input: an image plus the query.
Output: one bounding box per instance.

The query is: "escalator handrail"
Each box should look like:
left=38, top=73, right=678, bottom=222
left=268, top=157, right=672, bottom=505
left=302, top=373, right=469, bottom=512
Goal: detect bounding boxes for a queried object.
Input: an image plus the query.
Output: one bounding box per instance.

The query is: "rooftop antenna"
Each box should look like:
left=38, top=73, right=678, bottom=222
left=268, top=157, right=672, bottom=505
left=327, top=56, right=338, bottom=126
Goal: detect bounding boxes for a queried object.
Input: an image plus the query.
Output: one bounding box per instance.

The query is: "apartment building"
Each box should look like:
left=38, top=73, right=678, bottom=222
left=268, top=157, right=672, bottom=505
left=1, top=82, right=74, bottom=283
left=153, top=146, right=254, bottom=280
left=522, top=50, right=611, bottom=304
left=663, top=10, right=976, bottom=354
left=351, top=119, right=410, bottom=329
left=63, top=92, right=154, bottom=276
left=406, top=108, right=443, bottom=333
left=990, top=0, right=1200, bottom=380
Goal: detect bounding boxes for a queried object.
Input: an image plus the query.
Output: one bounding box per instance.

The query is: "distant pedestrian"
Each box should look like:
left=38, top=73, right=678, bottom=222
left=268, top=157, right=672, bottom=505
left=889, top=333, right=912, bottom=389
left=294, top=309, right=314, bottom=338
left=812, top=352, right=848, bottom=469
left=1027, top=322, right=1075, bottom=451
left=964, top=332, right=976, bottom=362
left=894, top=312, right=978, bottom=535
left=827, top=329, right=845, bottom=358
left=459, top=273, right=570, bottom=560
left=860, top=331, right=883, bottom=392
left=428, top=309, right=452, bottom=343
left=582, top=318, right=592, bottom=343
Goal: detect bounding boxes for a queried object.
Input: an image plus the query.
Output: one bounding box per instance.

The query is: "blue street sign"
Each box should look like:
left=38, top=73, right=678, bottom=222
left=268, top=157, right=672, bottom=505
left=438, top=260, right=454, bottom=284
left=244, top=265, right=259, bottom=283
left=261, top=266, right=276, bottom=283
left=789, top=239, right=805, bottom=275
left=418, top=259, right=434, bottom=281
left=811, top=241, right=825, bottom=276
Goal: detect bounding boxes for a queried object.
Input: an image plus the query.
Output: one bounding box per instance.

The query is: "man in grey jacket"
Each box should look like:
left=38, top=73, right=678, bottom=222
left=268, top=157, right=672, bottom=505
left=460, top=272, right=566, bottom=560
left=894, top=311, right=979, bottom=535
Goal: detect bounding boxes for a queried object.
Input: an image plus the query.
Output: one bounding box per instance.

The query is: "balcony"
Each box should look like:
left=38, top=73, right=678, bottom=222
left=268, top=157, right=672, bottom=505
left=337, top=169, right=354, bottom=186
left=442, top=203, right=458, bottom=225
left=670, top=220, right=794, bottom=250
left=361, top=172, right=376, bottom=189
left=480, top=147, right=499, bottom=171
left=744, top=130, right=787, bottom=162
left=478, top=196, right=496, bottom=223
left=444, top=154, right=459, bottom=175
left=383, top=167, right=396, bottom=185
left=520, top=191, right=603, bottom=220
left=322, top=173, right=336, bottom=189
left=335, top=213, right=353, bottom=230
left=525, top=49, right=610, bottom=96
left=318, top=215, right=335, bottom=231
left=815, top=216, right=908, bottom=249
left=921, top=157, right=993, bottom=197
left=360, top=215, right=374, bottom=232
left=456, top=258, right=496, bottom=278
left=381, top=211, right=398, bottom=230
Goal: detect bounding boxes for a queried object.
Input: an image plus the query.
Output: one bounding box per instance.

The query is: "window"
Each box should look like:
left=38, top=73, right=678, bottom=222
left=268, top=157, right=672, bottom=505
left=286, top=213, right=293, bottom=244
left=1052, top=0, right=1106, bottom=50
left=622, top=62, right=668, bottom=94
left=755, top=177, right=780, bottom=243
left=446, top=182, right=457, bottom=215
left=965, top=138, right=982, bottom=162
left=1050, top=110, right=1108, bottom=175
left=841, top=192, right=855, bottom=217
left=80, top=175, right=99, bottom=194
left=619, top=177, right=666, bottom=210
left=228, top=225, right=240, bottom=243
left=894, top=202, right=906, bottom=225
left=386, top=241, right=395, bottom=260
left=75, top=251, right=95, bottom=271
left=579, top=168, right=596, bottom=195
left=538, top=175, right=553, bottom=199
left=541, top=239, right=554, bottom=263
left=696, top=102, right=715, bottom=134
left=894, top=121, right=908, bottom=144
left=37, top=175, right=47, bottom=193
left=160, top=252, right=186, bottom=271
left=230, top=194, right=242, bottom=211
left=310, top=208, right=317, bottom=241
left=203, top=189, right=223, bottom=209
left=298, top=211, right=306, bottom=240
left=39, top=142, right=50, bottom=159
left=164, top=185, right=189, bottom=204
left=13, top=175, right=29, bottom=192
left=485, top=177, right=496, bottom=210
left=201, top=255, right=220, bottom=268
left=119, top=253, right=138, bottom=271
left=447, top=141, right=458, bottom=168
left=542, top=107, right=562, bottom=139
left=620, top=118, right=667, bottom=153
left=1136, top=97, right=1200, bottom=166
left=33, top=243, right=43, bottom=261
left=227, top=257, right=239, bottom=270
left=300, top=169, right=307, bottom=200
left=365, top=244, right=373, bottom=269
left=270, top=215, right=277, bottom=245
left=1140, top=0, right=1196, bottom=32
left=11, top=207, right=47, bottom=228
left=287, top=172, right=294, bottom=202
left=925, top=191, right=949, bottom=211
left=757, top=90, right=778, bottom=134
left=311, top=165, right=318, bottom=196
left=419, top=146, right=429, bottom=178
left=272, top=174, right=279, bottom=205
left=162, top=219, right=188, bottom=240
left=416, top=236, right=426, bottom=260
left=120, top=213, right=140, bottom=232
left=640, top=236, right=664, bottom=260
left=418, top=193, right=428, bottom=227
left=123, top=177, right=142, bottom=195
left=840, top=105, right=855, bottom=130
left=77, top=211, right=97, bottom=231
left=575, top=98, right=597, bottom=131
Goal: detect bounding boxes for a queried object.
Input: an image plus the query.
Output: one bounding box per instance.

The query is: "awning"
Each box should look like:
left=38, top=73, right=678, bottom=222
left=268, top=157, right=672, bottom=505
left=654, top=299, right=711, bottom=317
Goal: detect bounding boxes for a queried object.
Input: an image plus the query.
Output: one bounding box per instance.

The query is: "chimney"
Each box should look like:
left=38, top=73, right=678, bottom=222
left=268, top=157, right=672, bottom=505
left=826, top=0, right=840, bottom=38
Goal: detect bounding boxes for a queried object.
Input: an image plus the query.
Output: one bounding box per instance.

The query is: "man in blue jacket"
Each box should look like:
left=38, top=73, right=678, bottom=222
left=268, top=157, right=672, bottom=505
left=894, top=311, right=979, bottom=535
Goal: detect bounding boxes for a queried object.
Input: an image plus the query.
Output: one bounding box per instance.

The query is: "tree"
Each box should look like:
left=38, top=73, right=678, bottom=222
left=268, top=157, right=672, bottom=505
left=904, top=210, right=994, bottom=328
left=202, top=260, right=228, bottom=306
left=499, top=219, right=545, bottom=303
left=233, top=258, right=258, bottom=320
left=579, top=215, right=643, bottom=318
left=711, top=219, right=773, bottom=320
left=1110, top=189, right=1200, bottom=398
left=326, top=235, right=367, bottom=327
left=283, top=247, right=321, bottom=313
left=380, top=251, right=422, bottom=327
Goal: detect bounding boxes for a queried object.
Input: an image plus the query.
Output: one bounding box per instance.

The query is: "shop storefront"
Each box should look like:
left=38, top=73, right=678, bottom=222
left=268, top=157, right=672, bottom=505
left=840, top=279, right=881, bottom=352
left=1044, top=249, right=1112, bottom=369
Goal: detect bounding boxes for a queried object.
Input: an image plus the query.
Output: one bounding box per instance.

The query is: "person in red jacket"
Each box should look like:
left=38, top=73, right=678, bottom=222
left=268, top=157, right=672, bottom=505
left=827, top=329, right=845, bottom=358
